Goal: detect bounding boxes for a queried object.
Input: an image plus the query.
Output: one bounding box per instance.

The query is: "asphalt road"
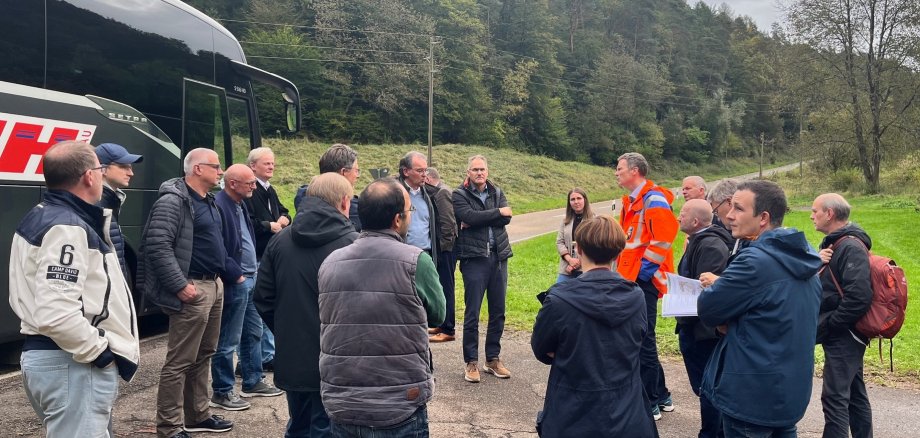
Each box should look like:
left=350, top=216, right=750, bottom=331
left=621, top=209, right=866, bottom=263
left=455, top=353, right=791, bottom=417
left=506, top=161, right=804, bottom=243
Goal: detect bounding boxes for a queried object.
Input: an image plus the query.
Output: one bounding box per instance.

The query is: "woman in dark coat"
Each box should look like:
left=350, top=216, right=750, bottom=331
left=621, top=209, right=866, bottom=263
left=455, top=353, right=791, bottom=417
left=532, top=215, right=658, bottom=438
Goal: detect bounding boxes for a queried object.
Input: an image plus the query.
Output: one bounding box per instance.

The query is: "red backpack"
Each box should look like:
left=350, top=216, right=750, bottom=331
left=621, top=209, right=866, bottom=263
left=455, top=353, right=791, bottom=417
left=824, top=236, right=909, bottom=370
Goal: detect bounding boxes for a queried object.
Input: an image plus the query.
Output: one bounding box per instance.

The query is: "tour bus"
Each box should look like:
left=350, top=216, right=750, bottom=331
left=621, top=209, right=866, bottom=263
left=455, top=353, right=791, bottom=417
left=0, top=0, right=301, bottom=344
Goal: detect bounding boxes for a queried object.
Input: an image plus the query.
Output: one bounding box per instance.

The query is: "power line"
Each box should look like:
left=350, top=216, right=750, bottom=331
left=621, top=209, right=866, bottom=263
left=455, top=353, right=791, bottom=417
left=240, top=40, right=425, bottom=56
left=219, top=18, right=431, bottom=40
left=247, top=55, right=427, bottom=66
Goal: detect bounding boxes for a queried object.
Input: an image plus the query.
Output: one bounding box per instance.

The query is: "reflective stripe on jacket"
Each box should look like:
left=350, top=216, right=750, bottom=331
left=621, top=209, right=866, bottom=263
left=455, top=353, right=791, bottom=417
left=616, top=179, right=678, bottom=297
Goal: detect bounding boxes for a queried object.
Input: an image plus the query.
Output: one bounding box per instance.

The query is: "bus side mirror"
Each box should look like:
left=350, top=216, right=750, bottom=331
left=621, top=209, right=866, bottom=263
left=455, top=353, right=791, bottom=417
left=283, top=93, right=297, bottom=133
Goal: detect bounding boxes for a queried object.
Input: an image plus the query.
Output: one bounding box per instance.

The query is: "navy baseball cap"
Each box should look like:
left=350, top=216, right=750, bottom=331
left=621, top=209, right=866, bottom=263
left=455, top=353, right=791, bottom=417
left=95, top=143, right=143, bottom=165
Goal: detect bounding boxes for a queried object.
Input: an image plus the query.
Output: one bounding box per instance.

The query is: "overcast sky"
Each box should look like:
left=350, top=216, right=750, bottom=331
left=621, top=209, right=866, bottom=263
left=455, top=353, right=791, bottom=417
left=700, top=0, right=785, bottom=33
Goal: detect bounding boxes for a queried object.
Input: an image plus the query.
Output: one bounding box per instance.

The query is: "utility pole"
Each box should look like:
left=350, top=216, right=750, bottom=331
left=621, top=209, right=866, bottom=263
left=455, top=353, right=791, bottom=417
left=427, top=36, right=440, bottom=165
left=799, top=107, right=805, bottom=178
left=759, top=132, right=765, bottom=179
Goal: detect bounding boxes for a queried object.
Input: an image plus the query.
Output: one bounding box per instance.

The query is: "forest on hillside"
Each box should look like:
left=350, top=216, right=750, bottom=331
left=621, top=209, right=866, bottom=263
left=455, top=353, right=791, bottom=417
left=189, top=0, right=919, bottom=190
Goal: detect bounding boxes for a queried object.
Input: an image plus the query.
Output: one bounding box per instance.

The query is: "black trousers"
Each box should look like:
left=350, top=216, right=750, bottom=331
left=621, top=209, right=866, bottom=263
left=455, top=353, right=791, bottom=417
left=821, top=331, right=873, bottom=438
left=460, top=253, right=507, bottom=363
left=679, top=327, right=723, bottom=438
left=638, top=279, right=670, bottom=408
left=436, top=250, right=458, bottom=335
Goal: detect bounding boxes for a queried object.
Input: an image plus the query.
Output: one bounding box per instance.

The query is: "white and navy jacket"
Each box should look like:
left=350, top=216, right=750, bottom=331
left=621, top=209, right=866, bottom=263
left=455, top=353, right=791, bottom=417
left=9, top=190, right=140, bottom=381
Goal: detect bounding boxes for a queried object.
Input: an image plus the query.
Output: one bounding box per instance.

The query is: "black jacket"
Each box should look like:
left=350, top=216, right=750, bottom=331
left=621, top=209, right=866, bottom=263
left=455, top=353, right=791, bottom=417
left=531, top=269, right=657, bottom=438
left=676, top=226, right=733, bottom=341
left=430, top=182, right=457, bottom=253
left=817, top=223, right=873, bottom=344
left=253, top=195, right=358, bottom=391
left=295, top=184, right=362, bottom=232
left=245, top=182, right=291, bottom=259
left=98, top=185, right=128, bottom=277
left=452, top=179, right=512, bottom=260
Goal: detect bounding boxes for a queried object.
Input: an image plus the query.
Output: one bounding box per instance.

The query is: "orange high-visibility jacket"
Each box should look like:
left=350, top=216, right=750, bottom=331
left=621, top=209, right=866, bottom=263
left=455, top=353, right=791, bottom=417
left=616, top=180, right=679, bottom=297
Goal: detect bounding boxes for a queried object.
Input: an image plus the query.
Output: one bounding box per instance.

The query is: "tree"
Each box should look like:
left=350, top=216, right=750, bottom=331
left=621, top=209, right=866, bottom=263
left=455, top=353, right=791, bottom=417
left=789, top=0, right=920, bottom=191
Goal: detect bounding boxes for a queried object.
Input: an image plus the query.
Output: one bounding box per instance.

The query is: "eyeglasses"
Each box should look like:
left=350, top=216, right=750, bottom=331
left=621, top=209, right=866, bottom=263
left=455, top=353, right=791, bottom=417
left=401, top=205, right=417, bottom=215
left=468, top=167, right=487, bottom=173
left=711, top=199, right=728, bottom=214
left=229, top=179, right=257, bottom=187
left=344, top=167, right=361, bottom=176
left=412, top=168, right=428, bottom=175
left=196, top=163, right=222, bottom=171
left=87, top=164, right=108, bottom=174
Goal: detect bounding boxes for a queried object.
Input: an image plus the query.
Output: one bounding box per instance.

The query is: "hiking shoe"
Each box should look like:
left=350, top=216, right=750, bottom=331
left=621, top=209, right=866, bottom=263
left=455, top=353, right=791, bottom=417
left=658, top=395, right=675, bottom=412
left=651, top=405, right=662, bottom=421
left=240, top=378, right=284, bottom=397
left=429, top=333, right=455, bottom=343
left=209, top=391, right=251, bottom=411
left=483, top=359, right=511, bottom=379
left=464, top=362, right=480, bottom=383
left=185, top=414, right=233, bottom=433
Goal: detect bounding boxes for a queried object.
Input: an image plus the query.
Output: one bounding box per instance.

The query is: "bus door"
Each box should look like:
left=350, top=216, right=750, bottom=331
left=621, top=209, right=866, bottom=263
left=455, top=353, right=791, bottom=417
left=182, top=79, right=232, bottom=167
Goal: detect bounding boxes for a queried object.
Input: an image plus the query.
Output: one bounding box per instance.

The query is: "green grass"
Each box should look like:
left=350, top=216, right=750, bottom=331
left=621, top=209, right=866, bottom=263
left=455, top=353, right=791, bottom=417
left=492, top=195, right=920, bottom=382
left=258, top=138, right=789, bottom=215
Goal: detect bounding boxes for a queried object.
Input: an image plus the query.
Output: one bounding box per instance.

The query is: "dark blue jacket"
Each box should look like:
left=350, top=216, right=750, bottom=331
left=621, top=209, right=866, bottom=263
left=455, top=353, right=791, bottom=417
left=698, top=227, right=822, bottom=427
left=531, top=269, right=657, bottom=438
left=98, top=185, right=128, bottom=276
left=215, top=191, right=256, bottom=286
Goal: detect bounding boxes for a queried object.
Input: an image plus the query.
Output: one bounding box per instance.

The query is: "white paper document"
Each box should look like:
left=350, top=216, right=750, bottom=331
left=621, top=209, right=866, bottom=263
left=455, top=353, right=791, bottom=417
left=662, top=274, right=703, bottom=317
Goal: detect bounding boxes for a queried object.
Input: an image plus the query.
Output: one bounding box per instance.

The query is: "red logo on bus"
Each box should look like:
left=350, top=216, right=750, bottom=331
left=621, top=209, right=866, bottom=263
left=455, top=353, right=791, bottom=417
left=0, top=113, right=96, bottom=182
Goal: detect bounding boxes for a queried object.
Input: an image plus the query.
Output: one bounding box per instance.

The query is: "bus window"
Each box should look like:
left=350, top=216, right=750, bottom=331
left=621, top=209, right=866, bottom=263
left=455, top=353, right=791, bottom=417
left=228, top=97, right=253, bottom=166
left=182, top=79, right=231, bottom=163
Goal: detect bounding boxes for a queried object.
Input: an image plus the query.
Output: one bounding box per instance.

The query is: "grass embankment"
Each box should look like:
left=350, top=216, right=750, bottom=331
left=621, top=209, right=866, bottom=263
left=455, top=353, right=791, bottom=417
left=260, top=138, right=792, bottom=214
left=489, top=189, right=920, bottom=383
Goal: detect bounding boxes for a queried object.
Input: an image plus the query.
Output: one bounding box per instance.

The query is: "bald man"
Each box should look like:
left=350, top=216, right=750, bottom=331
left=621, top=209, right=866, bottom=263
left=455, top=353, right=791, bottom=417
left=811, top=193, right=873, bottom=437
left=212, top=165, right=283, bottom=412
left=140, top=148, right=234, bottom=436
left=675, top=199, right=733, bottom=438
left=681, top=176, right=707, bottom=201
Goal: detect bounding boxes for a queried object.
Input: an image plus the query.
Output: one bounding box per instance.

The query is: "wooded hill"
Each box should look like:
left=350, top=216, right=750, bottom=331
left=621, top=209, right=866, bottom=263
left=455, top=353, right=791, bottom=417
left=190, top=0, right=919, bottom=191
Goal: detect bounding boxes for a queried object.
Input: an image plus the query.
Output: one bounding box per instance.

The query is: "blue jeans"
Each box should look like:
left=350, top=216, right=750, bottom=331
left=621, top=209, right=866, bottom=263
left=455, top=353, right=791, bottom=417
left=262, top=322, right=275, bottom=364
left=286, top=391, right=330, bottom=437
left=212, top=275, right=263, bottom=394
left=330, top=406, right=428, bottom=438
left=21, top=349, right=119, bottom=437
left=555, top=273, right=574, bottom=283
left=460, top=254, right=508, bottom=363
left=723, top=415, right=796, bottom=438
left=638, top=280, right=669, bottom=408
left=678, top=326, right=722, bottom=438
left=436, top=250, right=457, bottom=336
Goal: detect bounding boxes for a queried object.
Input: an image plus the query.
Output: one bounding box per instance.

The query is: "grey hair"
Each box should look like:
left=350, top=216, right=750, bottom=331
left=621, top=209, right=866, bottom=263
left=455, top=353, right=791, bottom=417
left=684, top=175, right=707, bottom=193
left=467, top=154, right=488, bottom=169
left=706, top=179, right=739, bottom=203
left=247, top=147, right=274, bottom=165
left=183, top=148, right=216, bottom=175
left=43, top=141, right=97, bottom=189
left=819, top=193, right=851, bottom=222
left=426, top=167, right=441, bottom=181
left=399, top=151, right=427, bottom=176
left=617, top=152, right=649, bottom=177
left=319, top=143, right=358, bottom=174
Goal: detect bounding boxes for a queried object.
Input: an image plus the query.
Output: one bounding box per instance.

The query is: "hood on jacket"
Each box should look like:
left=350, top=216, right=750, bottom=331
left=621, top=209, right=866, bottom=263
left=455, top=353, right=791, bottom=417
left=158, top=177, right=191, bottom=199
left=694, top=225, right=734, bottom=248
left=291, top=195, right=357, bottom=248
left=551, top=269, right=644, bottom=328
left=820, top=223, right=872, bottom=251
left=753, top=227, right=822, bottom=280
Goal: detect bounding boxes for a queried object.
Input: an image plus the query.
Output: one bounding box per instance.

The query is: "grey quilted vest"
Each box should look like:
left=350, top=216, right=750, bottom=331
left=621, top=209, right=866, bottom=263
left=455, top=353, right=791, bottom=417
left=317, top=229, right=433, bottom=428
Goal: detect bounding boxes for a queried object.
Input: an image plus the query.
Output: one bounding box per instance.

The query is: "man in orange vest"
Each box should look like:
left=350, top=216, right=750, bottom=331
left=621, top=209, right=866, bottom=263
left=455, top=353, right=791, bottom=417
left=615, top=152, right=679, bottom=421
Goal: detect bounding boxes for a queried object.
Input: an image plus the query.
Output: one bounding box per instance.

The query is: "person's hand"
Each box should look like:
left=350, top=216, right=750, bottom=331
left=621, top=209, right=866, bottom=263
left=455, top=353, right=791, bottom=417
left=564, top=265, right=574, bottom=274
left=699, top=272, right=720, bottom=288
left=237, top=276, right=245, bottom=284
left=566, top=256, right=579, bottom=268
left=461, top=222, right=470, bottom=230
left=716, top=324, right=728, bottom=335
left=546, top=352, right=555, bottom=358
left=499, top=206, right=513, bottom=217
left=270, top=222, right=282, bottom=233
left=277, top=216, right=291, bottom=227
left=819, top=248, right=833, bottom=264
left=572, top=258, right=581, bottom=270
left=177, top=283, right=198, bottom=303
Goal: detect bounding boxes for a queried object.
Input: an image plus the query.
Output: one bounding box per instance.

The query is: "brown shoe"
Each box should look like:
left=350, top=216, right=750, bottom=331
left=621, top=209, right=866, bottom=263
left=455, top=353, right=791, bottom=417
left=464, top=362, right=480, bottom=383
left=427, top=327, right=442, bottom=335
left=484, top=359, right=511, bottom=379
left=429, top=333, right=455, bottom=343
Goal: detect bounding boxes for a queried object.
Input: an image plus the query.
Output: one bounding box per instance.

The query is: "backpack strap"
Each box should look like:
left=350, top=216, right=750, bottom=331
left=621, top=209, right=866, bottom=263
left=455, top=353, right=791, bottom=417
left=818, top=235, right=869, bottom=298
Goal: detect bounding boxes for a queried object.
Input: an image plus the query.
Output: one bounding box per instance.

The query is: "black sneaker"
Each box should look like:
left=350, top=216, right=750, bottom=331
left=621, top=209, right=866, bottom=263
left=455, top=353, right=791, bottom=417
left=185, top=414, right=233, bottom=433
left=262, top=359, right=274, bottom=372
left=169, top=432, right=191, bottom=438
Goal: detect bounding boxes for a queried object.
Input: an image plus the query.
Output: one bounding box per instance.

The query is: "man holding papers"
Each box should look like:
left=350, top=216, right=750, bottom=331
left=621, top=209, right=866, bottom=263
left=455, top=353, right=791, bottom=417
left=675, top=199, right=732, bottom=438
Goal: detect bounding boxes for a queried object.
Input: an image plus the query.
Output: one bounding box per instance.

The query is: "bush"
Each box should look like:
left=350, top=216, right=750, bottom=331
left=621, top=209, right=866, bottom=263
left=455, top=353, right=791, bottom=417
left=830, top=168, right=865, bottom=192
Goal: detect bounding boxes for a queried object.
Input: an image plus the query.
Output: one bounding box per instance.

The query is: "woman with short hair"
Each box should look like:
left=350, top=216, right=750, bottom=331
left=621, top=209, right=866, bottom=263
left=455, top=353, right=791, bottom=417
left=554, top=188, right=594, bottom=283
left=532, top=215, right=658, bottom=438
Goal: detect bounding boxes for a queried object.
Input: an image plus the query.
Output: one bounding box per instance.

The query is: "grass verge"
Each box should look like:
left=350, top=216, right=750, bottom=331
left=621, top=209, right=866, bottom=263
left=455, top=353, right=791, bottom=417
left=485, top=195, right=919, bottom=384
